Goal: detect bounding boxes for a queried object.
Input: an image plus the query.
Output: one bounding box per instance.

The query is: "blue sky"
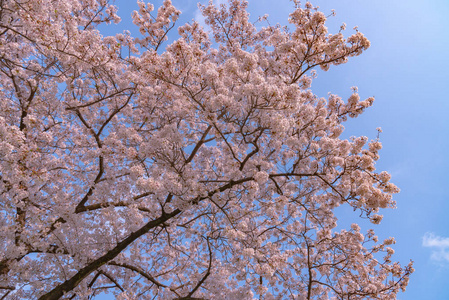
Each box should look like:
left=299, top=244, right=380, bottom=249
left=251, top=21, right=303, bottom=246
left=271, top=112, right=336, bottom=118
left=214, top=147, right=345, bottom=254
left=96, top=0, right=449, bottom=298
left=299, top=1, right=449, bottom=299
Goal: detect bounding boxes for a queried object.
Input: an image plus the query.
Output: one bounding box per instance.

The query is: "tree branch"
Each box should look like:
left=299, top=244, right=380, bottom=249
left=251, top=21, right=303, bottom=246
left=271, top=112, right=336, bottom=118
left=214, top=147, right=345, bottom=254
left=38, top=209, right=181, bottom=300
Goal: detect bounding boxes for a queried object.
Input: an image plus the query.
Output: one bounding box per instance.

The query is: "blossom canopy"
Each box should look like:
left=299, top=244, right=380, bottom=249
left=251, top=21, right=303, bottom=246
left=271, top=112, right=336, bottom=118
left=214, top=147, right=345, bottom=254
left=0, top=0, right=413, bottom=299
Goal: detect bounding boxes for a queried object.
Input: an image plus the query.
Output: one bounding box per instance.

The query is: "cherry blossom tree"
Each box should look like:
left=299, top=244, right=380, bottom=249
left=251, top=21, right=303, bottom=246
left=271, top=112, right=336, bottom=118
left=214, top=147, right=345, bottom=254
left=0, top=0, right=413, bottom=299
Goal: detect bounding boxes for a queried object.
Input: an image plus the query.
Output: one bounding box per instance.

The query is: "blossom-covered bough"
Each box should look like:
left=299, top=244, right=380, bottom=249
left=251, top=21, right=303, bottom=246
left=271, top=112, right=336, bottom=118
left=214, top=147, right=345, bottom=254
left=0, top=0, right=413, bottom=299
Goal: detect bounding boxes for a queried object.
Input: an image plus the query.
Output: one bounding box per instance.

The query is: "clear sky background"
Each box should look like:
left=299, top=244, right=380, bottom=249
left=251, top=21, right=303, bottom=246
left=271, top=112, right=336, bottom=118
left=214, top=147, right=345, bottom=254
left=96, top=0, right=449, bottom=298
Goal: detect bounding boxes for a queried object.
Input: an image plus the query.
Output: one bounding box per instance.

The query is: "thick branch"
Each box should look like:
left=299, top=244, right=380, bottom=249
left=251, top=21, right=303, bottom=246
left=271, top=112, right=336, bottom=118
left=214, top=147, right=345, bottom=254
left=38, top=209, right=181, bottom=300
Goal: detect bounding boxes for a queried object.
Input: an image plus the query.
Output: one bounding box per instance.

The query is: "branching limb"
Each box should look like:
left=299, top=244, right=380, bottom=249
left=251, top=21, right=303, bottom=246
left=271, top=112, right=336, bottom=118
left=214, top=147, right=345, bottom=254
left=108, top=262, right=167, bottom=288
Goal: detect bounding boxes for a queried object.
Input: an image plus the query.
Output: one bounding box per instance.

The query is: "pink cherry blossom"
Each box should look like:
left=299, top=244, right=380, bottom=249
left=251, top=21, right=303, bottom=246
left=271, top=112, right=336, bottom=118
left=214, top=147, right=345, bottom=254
left=0, top=0, right=413, bottom=299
